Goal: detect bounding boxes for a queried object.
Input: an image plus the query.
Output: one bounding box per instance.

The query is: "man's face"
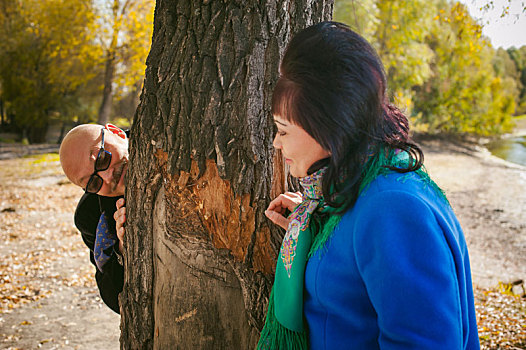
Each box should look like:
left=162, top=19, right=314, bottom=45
left=60, top=125, right=129, bottom=197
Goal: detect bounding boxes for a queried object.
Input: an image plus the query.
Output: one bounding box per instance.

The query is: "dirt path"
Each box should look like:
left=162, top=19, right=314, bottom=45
left=0, top=144, right=59, bottom=161
left=0, top=140, right=524, bottom=349
left=0, top=155, right=120, bottom=349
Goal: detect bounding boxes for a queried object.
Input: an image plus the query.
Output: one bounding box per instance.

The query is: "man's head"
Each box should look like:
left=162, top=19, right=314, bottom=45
left=59, top=124, right=129, bottom=197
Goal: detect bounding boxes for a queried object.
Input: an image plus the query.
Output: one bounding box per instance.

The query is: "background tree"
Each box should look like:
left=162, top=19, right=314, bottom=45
left=506, top=46, right=526, bottom=114
left=0, top=0, right=153, bottom=142
left=373, top=0, right=435, bottom=116
left=120, top=0, right=333, bottom=348
left=95, top=0, right=154, bottom=125
left=492, top=47, right=521, bottom=110
left=412, top=1, right=514, bottom=134
left=334, top=0, right=519, bottom=135
left=333, top=0, right=378, bottom=40
left=0, top=0, right=100, bottom=142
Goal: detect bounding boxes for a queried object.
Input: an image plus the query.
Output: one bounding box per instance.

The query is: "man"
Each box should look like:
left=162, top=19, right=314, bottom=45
left=59, top=123, right=128, bottom=313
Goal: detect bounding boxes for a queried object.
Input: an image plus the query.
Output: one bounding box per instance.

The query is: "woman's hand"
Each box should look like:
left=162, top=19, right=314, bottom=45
left=265, top=191, right=303, bottom=230
left=114, top=198, right=126, bottom=254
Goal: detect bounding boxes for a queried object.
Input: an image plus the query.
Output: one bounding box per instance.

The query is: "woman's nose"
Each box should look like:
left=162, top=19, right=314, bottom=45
left=273, top=134, right=281, bottom=149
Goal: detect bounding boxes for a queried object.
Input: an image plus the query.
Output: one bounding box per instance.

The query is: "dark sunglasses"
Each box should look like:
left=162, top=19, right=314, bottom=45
left=84, top=128, right=112, bottom=194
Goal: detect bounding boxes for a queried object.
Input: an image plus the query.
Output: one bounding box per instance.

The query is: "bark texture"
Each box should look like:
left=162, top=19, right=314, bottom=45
left=121, top=1, right=333, bottom=348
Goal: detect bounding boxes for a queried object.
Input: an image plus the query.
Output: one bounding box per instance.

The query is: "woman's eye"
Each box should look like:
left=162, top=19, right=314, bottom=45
left=277, top=130, right=287, bottom=136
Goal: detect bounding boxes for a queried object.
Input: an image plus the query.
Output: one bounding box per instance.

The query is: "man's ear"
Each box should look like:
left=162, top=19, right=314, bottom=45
left=105, top=123, right=127, bottom=140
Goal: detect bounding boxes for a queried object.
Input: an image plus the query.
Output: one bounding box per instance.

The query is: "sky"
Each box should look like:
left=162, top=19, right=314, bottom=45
left=458, top=0, right=526, bottom=48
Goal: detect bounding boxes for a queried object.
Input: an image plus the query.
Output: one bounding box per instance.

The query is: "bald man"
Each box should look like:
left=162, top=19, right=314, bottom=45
left=59, top=123, right=129, bottom=313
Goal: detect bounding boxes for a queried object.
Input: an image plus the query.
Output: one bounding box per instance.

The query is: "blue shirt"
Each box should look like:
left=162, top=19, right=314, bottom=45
left=304, top=172, right=480, bottom=349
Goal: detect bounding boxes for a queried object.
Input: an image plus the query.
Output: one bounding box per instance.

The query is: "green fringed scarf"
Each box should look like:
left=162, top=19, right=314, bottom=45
left=257, top=147, right=447, bottom=350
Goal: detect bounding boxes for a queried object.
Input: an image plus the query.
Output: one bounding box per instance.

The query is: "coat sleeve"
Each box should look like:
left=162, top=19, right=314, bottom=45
left=352, top=189, right=466, bottom=349
left=74, top=193, right=124, bottom=314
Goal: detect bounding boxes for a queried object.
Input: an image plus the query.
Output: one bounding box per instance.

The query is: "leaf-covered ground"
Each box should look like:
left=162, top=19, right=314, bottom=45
left=0, top=154, right=119, bottom=349
left=476, top=287, right=526, bottom=349
left=0, top=144, right=524, bottom=349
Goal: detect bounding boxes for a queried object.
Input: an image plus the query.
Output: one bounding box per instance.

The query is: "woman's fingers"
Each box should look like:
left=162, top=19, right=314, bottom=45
left=265, top=192, right=303, bottom=230
left=265, top=209, right=290, bottom=230
left=267, top=192, right=303, bottom=213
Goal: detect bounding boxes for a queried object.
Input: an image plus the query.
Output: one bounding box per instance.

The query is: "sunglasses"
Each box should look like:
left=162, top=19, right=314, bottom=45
left=84, top=128, right=112, bottom=194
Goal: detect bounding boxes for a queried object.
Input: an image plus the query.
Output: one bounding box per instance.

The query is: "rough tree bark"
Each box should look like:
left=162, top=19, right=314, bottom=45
left=121, top=1, right=333, bottom=348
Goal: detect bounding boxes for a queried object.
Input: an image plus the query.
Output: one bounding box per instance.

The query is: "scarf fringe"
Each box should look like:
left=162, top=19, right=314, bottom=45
left=257, top=289, right=308, bottom=350
left=360, top=148, right=449, bottom=205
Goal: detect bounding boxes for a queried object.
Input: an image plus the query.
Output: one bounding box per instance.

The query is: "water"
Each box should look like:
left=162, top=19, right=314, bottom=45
left=487, top=135, right=526, bottom=167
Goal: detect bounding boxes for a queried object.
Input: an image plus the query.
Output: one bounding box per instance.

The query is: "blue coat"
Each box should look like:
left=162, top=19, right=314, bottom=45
left=304, top=171, right=480, bottom=349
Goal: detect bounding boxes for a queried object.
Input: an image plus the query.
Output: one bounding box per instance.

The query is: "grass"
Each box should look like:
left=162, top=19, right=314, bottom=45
left=0, top=137, right=17, bottom=143
left=1, top=153, right=63, bottom=178
left=29, top=153, right=60, bottom=164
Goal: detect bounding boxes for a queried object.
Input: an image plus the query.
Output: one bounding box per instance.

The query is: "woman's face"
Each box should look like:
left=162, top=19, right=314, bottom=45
left=273, top=114, right=330, bottom=178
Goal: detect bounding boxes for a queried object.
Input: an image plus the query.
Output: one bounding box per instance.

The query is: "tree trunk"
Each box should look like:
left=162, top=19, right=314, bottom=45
left=97, top=51, right=115, bottom=125
left=56, top=122, right=66, bottom=144
left=0, top=98, right=5, bottom=127
left=28, top=123, right=48, bottom=144
left=120, top=1, right=333, bottom=348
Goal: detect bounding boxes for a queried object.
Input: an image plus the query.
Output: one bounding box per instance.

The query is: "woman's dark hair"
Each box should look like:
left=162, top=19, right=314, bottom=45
left=272, top=21, right=423, bottom=213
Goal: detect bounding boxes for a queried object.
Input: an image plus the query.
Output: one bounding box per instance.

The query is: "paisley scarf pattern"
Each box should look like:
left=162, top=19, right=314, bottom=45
left=280, top=169, right=326, bottom=278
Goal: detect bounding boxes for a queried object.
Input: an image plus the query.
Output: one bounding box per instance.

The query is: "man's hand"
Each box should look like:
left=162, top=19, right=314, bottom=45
left=264, top=191, right=303, bottom=230
left=114, top=198, right=126, bottom=254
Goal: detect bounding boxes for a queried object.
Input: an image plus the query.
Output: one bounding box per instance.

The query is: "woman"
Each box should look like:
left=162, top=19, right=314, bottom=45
left=258, top=22, right=479, bottom=349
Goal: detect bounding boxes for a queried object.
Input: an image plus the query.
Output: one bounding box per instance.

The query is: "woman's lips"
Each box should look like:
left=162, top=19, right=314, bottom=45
left=285, top=158, right=292, bottom=164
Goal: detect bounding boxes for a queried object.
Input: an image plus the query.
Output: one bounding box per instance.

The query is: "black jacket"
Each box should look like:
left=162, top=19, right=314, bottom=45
left=74, top=193, right=124, bottom=313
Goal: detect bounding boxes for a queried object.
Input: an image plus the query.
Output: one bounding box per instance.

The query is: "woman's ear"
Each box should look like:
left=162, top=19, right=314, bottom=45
left=105, top=123, right=127, bottom=140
